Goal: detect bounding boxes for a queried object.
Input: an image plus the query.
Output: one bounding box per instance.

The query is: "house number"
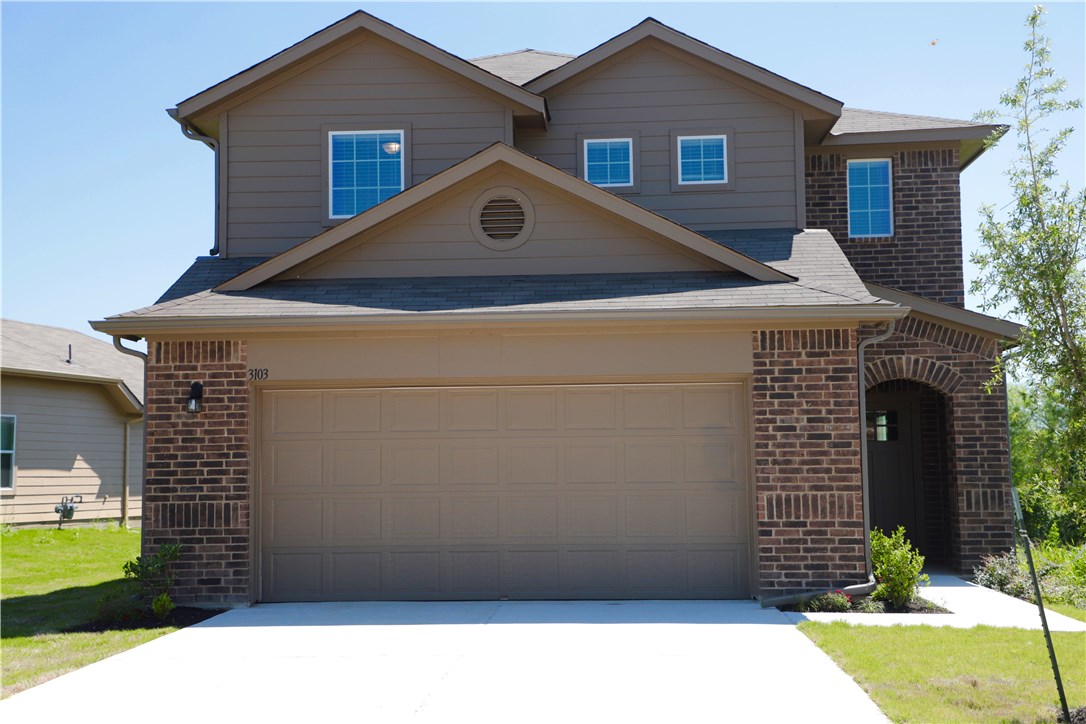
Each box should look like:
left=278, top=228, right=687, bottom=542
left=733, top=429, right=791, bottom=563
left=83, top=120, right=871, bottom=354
left=248, top=368, right=270, bottom=381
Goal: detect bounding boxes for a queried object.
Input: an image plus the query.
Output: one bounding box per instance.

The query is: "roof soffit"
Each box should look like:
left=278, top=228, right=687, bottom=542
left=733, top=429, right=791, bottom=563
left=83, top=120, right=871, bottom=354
left=173, top=11, right=546, bottom=128
left=215, top=144, right=794, bottom=292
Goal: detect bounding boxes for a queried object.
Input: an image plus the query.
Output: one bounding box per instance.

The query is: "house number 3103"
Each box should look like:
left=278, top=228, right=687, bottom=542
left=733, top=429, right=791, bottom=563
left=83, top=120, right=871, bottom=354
left=248, top=368, right=270, bottom=381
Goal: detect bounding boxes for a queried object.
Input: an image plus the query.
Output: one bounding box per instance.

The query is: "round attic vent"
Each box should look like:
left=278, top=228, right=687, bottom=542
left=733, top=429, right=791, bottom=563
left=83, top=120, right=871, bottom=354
left=470, top=187, right=535, bottom=251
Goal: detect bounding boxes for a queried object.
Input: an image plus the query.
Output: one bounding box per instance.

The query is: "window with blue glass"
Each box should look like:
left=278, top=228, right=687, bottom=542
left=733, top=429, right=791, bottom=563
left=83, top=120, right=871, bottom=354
left=329, top=130, right=404, bottom=218
left=677, top=135, right=727, bottom=184
left=847, top=159, right=893, bottom=237
left=584, top=138, right=632, bottom=187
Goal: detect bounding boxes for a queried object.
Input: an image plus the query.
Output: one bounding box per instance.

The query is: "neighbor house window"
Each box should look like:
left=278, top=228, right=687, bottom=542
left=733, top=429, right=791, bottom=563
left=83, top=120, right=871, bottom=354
left=677, top=134, right=727, bottom=184
left=329, top=130, right=404, bottom=218
left=1, top=415, right=15, bottom=489
left=848, top=159, right=893, bottom=237
left=584, top=138, right=633, bottom=187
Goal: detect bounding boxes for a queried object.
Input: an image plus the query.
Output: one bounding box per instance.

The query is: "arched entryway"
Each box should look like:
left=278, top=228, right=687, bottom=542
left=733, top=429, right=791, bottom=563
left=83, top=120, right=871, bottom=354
left=866, top=380, right=953, bottom=565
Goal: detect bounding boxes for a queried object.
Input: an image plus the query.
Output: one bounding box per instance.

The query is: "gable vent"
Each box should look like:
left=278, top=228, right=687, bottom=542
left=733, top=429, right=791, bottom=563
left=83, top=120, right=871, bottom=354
left=479, top=196, right=526, bottom=240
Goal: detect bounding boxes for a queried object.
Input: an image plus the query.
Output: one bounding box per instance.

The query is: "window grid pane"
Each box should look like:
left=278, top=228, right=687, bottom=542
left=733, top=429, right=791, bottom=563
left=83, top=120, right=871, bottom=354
left=330, top=131, right=403, bottom=217
left=585, top=140, right=632, bottom=186
left=848, top=160, right=892, bottom=237
left=678, top=136, right=727, bottom=183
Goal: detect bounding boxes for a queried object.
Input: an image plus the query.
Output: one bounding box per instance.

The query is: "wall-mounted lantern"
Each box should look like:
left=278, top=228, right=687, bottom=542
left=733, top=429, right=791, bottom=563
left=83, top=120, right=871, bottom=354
left=187, top=382, right=204, bottom=414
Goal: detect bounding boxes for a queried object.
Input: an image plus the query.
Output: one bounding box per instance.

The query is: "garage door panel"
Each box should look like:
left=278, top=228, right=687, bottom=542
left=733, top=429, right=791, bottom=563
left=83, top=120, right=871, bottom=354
left=265, top=497, right=324, bottom=545
left=330, top=444, right=381, bottom=487
left=566, top=443, right=617, bottom=484
left=687, top=493, right=743, bottom=538
left=444, top=444, right=499, bottom=485
left=266, top=391, right=324, bottom=435
left=506, top=496, right=560, bottom=539
left=564, top=496, right=619, bottom=538
left=567, top=550, right=621, bottom=592
left=623, top=388, right=679, bottom=429
left=628, top=549, right=685, bottom=591
left=683, top=387, right=740, bottom=430
left=625, top=496, right=681, bottom=538
left=688, top=549, right=743, bottom=595
left=330, top=497, right=382, bottom=542
left=264, top=442, right=323, bottom=488
left=505, top=443, right=560, bottom=485
left=445, top=390, right=499, bottom=431
left=386, top=391, right=441, bottom=432
left=390, top=498, right=441, bottom=540
left=330, top=391, right=381, bottom=433
left=564, top=388, right=617, bottom=429
left=505, top=550, right=560, bottom=594
left=624, top=441, right=679, bottom=484
left=685, top=441, right=739, bottom=483
left=388, top=552, right=441, bottom=593
left=447, top=496, right=500, bottom=538
left=330, top=552, right=382, bottom=595
left=266, top=552, right=323, bottom=598
left=387, top=443, right=440, bottom=486
left=506, top=390, right=558, bottom=430
left=444, top=551, right=501, bottom=593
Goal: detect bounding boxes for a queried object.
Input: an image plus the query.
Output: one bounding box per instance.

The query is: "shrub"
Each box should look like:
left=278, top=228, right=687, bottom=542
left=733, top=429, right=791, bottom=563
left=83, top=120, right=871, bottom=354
left=800, top=590, right=852, bottom=612
left=870, top=526, right=929, bottom=610
left=974, top=546, right=1086, bottom=608
left=850, top=596, right=886, bottom=614
left=974, top=552, right=1033, bottom=601
left=151, top=592, right=176, bottom=621
left=123, top=542, right=182, bottom=618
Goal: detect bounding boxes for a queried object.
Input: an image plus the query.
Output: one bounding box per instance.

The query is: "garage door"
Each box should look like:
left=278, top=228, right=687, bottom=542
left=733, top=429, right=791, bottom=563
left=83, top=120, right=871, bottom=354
left=259, top=383, right=750, bottom=601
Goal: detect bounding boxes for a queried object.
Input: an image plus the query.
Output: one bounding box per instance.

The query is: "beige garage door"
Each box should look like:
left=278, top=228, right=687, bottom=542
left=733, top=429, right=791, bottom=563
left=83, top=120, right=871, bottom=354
left=259, top=383, right=750, bottom=601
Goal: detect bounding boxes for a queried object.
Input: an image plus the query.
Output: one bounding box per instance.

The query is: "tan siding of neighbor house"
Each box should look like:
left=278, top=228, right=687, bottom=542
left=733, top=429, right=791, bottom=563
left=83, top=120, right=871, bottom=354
left=225, top=34, right=512, bottom=257
left=515, top=41, right=801, bottom=231
left=0, top=376, right=143, bottom=525
left=288, top=169, right=724, bottom=279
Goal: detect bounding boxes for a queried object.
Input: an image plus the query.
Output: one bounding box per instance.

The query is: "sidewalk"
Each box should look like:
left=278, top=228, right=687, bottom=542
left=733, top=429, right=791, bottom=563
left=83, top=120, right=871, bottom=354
left=782, top=573, right=1086, bottom=630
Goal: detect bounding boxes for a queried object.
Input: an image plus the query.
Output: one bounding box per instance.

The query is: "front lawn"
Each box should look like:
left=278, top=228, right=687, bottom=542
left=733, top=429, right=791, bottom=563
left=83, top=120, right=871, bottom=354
left=801, top=621, right=1085, bottom=723
left=1, top=527, right=178, bottom=698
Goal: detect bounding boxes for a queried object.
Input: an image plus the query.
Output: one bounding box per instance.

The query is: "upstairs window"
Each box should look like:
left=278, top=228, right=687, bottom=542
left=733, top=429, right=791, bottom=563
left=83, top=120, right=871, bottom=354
left=329, top=130, right=404, bottom=218
left=677, top=135, right=727, bottom=184
left=848, top=159, right=893, bottom=237
left=584, top=138, right=633, bottom=187
left=1, top=415, right=15, bottom=490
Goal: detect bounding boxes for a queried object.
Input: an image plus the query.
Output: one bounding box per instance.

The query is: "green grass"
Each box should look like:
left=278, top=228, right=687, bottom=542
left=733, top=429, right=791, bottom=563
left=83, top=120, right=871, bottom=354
left=801, top=622, right=1085, bottom=723
left=1, top=526, right=180, bottom=698
left=1046, top=602, right=1086, bottom=623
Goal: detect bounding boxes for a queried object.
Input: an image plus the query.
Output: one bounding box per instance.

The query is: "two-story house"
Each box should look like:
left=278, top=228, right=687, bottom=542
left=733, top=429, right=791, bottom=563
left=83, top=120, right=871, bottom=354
left=92, top=11, right=1020, bottom=605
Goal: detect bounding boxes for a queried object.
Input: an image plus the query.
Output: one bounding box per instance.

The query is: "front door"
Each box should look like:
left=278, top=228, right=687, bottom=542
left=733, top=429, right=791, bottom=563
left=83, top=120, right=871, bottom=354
left=866, top=393, right=925, bottom=551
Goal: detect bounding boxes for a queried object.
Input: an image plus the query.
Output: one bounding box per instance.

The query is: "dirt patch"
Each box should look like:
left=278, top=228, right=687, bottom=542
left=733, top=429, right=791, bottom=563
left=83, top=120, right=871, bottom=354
left=65, top=607, right=226, bottom=633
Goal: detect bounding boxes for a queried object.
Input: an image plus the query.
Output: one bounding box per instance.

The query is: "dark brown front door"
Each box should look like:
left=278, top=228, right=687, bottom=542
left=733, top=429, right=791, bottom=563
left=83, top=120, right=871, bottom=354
left=866, top=393, right=925, bottom=551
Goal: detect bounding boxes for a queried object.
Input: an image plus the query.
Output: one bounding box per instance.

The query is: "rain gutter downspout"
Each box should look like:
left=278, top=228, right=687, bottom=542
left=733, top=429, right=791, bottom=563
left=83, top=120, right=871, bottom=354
left=167, top=108, right=220, bottom=256
left=113, top=337, right=148, bottom=534
left=761, top=319, right=898, bottom=608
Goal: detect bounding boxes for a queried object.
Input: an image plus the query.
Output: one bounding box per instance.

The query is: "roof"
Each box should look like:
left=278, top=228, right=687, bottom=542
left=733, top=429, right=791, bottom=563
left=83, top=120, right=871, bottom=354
left=833, top=108, right=992, bottom=136
left=864, top=283, right=1023, bottom=340
left=158, top=256, right=269, bottom=303
left=470, top=49, right=575, bottom=86
left=1, top=319, right=144, bottom=413
left=91, top=230, right=903, bottom=337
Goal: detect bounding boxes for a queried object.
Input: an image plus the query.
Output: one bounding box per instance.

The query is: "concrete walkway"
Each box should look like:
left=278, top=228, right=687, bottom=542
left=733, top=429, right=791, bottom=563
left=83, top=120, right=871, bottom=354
left=1, top=600, right=887, bottom=723
left=784, top=573, right=1086, bottom=630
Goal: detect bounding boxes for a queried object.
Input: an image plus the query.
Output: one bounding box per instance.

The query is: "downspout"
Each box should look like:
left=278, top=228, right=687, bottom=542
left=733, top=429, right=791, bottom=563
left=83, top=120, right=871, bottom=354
left=762, top=319, right=897, bottom=608
left=114, top=337, right=148, bottom=533
left=122, top=418, right=134, bottom=528
left=167, top=109, right=220, bottom=256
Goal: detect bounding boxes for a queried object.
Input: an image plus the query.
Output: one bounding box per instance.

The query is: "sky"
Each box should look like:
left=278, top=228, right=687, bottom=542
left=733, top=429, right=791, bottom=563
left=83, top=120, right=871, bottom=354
left=2, top=1, right=1084, bottom=346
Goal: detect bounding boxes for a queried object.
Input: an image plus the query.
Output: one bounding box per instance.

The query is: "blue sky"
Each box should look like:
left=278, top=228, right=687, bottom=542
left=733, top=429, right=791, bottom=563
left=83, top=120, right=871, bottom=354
left=2, top=2, right=1084, bottom=344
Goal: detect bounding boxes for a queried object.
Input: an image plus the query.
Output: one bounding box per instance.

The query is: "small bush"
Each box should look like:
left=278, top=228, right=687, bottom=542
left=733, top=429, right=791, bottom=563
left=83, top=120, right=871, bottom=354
left=800, top=590, right=852, bottom=612
left=94, top=582, right=144, bottom=627
left=974, top=552, right=1033, bottom=600
left=151, top=592, right=176, bottom=621
left=850, top=596, right=886, bottom=614
left=870, top=526, right=929, bottom=610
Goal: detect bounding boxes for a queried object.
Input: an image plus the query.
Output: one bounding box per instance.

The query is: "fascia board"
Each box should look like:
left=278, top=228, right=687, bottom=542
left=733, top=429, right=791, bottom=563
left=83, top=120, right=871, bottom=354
left=175, top=12, right=545, bottom=123
left=865, top=283, right=1023, bottom=339
left=822, top=125, right=1004, bottom=147
left=215, top=143, right=793, bottom=291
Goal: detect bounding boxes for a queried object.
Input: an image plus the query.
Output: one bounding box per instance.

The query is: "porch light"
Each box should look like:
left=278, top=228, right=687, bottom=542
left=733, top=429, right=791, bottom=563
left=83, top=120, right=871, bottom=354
left=382, top=140, right=401, bottom=155
left=186, top=382, right=204, bottom=414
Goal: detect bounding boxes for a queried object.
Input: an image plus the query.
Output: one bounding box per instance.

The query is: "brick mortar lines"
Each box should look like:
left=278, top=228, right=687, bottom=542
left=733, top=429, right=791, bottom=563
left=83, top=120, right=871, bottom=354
left=144, top=339, right=250, bottom=606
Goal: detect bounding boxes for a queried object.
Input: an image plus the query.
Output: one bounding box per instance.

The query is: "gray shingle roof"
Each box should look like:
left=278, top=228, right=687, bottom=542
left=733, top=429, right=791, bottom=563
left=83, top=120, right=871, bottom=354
left=470, top=49, right=575, bottom=85
left=158, top=256, right=271, bottom=303
left=107, top=229, right=891, bottom=323
left=1, top=319, right=144, bottom=403
left=832, top=107, right=990, bottom=136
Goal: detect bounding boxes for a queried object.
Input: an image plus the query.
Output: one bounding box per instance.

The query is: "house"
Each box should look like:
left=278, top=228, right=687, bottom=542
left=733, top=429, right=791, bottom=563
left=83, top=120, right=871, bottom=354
left=1, top=320, right=144, bottom=526
left=91, top=11, right=1021, bottom=605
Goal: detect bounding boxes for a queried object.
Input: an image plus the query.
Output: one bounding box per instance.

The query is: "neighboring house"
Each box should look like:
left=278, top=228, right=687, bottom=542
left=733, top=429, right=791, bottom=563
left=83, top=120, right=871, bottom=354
left=1, top=320, right=144, bottom=526
left=91, top=12, right=1021, bottom=605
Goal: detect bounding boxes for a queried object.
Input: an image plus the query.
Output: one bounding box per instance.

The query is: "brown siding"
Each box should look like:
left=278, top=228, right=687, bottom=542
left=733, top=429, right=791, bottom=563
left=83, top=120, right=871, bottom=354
left=806, top=146, right=964, bottom=306
left=294, top=169, right=719, bottom=279
left=516, top=42, right=800, bottom=231
left=0, top=376, right=142, bottom=525
left=225, top=35, right=511, bottom=257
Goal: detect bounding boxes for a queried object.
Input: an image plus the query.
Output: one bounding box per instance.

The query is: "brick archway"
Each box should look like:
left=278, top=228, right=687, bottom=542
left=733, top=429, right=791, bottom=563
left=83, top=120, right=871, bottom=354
left=865, top=355, right=964, bottom=395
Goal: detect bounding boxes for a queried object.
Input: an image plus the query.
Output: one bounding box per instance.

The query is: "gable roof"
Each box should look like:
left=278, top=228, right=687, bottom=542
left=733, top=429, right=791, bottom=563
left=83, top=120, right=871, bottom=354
left=172, top=10, right=547, bottom=130
left=215, top=143, right=795, bottom=292
left=470, top=49, right=575, bottom=85
left=524, top=18, right=842, bottom=121
left=1, top=319, right=144, bottom=414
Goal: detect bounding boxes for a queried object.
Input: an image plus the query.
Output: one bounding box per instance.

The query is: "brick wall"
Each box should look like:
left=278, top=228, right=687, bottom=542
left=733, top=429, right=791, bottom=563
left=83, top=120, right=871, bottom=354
left=144, top=340, right=250, bottom=606
left=752, top=328, right=866, bottom=595
left=806, top=147, right=964, bottom=307
left=865, top=316, right=1013, bottom=572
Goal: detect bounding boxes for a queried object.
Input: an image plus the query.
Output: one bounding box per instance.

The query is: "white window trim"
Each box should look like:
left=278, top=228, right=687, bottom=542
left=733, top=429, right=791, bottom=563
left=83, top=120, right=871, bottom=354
left=328, top=129, right=405, bottom=220
left=847, top=158, right=894, bottom=238
left=676, top=134, right=729, bottom=185
left=583, top=137, right=634, bottom=188
left=1, top=414, right=16, bottom=491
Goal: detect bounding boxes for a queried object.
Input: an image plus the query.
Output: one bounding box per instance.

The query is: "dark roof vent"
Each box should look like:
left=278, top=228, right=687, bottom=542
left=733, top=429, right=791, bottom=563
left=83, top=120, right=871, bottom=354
left=470, top=187, right=535, bottom=251
left=479, top=196, right=526, bottom=240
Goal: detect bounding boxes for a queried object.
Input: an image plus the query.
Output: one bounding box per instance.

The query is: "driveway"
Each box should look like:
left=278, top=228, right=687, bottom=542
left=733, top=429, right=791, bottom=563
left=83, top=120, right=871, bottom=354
left=1, top=600, right=885, bottom=722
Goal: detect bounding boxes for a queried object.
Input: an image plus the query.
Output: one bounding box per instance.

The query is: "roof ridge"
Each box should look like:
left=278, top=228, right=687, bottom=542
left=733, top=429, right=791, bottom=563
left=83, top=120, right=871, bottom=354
left=470, top=49, right=576, bottom=61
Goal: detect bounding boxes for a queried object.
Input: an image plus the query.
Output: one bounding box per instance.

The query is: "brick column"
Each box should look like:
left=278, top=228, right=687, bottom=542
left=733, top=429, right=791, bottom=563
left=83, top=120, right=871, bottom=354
left=144, top=340, right=250, bottom=606
left=752, top=328, right=865, bottom=596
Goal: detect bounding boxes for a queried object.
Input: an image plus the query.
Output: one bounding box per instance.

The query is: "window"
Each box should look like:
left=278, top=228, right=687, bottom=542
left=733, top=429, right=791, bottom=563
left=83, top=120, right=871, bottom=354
left=866, top=410, right=898, bottom=442
left=584, top=138, right=632, bottom=187
left=329, top=130, right=404, bottom=218
left=848, top=159, right=893, bottom=237
left=677, top=135, right=727, bottom=184
left=1, top=415, right=14, bottom=490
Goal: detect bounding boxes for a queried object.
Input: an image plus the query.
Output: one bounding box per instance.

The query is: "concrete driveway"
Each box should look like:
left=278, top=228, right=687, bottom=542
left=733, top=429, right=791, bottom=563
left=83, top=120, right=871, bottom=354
left=1, top=600, right=885, bottom=722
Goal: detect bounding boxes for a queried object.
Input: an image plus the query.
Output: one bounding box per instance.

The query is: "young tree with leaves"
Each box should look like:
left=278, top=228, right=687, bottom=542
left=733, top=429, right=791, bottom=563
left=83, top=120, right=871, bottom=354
left=972, top=5, right=1086, bottom=543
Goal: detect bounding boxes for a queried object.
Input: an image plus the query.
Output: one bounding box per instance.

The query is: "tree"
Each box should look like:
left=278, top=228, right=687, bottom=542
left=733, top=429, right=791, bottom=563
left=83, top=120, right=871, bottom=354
left=972, top=6, right=1086, bottom=544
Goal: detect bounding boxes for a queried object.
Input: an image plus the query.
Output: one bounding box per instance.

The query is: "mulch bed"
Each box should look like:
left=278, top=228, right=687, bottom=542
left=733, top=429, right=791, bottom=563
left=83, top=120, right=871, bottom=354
left=1057, top=705, right=1086, bottom=724
left=65, top=607, right=227, bottom=633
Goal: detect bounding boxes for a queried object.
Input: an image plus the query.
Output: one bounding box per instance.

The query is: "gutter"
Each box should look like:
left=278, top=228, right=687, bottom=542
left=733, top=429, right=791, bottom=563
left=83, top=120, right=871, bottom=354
left=167, top=109, right=220, bottom=256
left=112, top=337, right=148, bottom=535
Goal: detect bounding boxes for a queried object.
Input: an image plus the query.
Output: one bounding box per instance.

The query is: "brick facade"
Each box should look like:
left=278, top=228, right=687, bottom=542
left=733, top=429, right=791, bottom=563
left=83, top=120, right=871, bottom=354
left=865, top=316, right=1014, bottom=572
left=144, top=340, right=251, bottom=606
left=752, top=328, right=866, bottom=595
left=806, top=147, right=964, bottom=307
